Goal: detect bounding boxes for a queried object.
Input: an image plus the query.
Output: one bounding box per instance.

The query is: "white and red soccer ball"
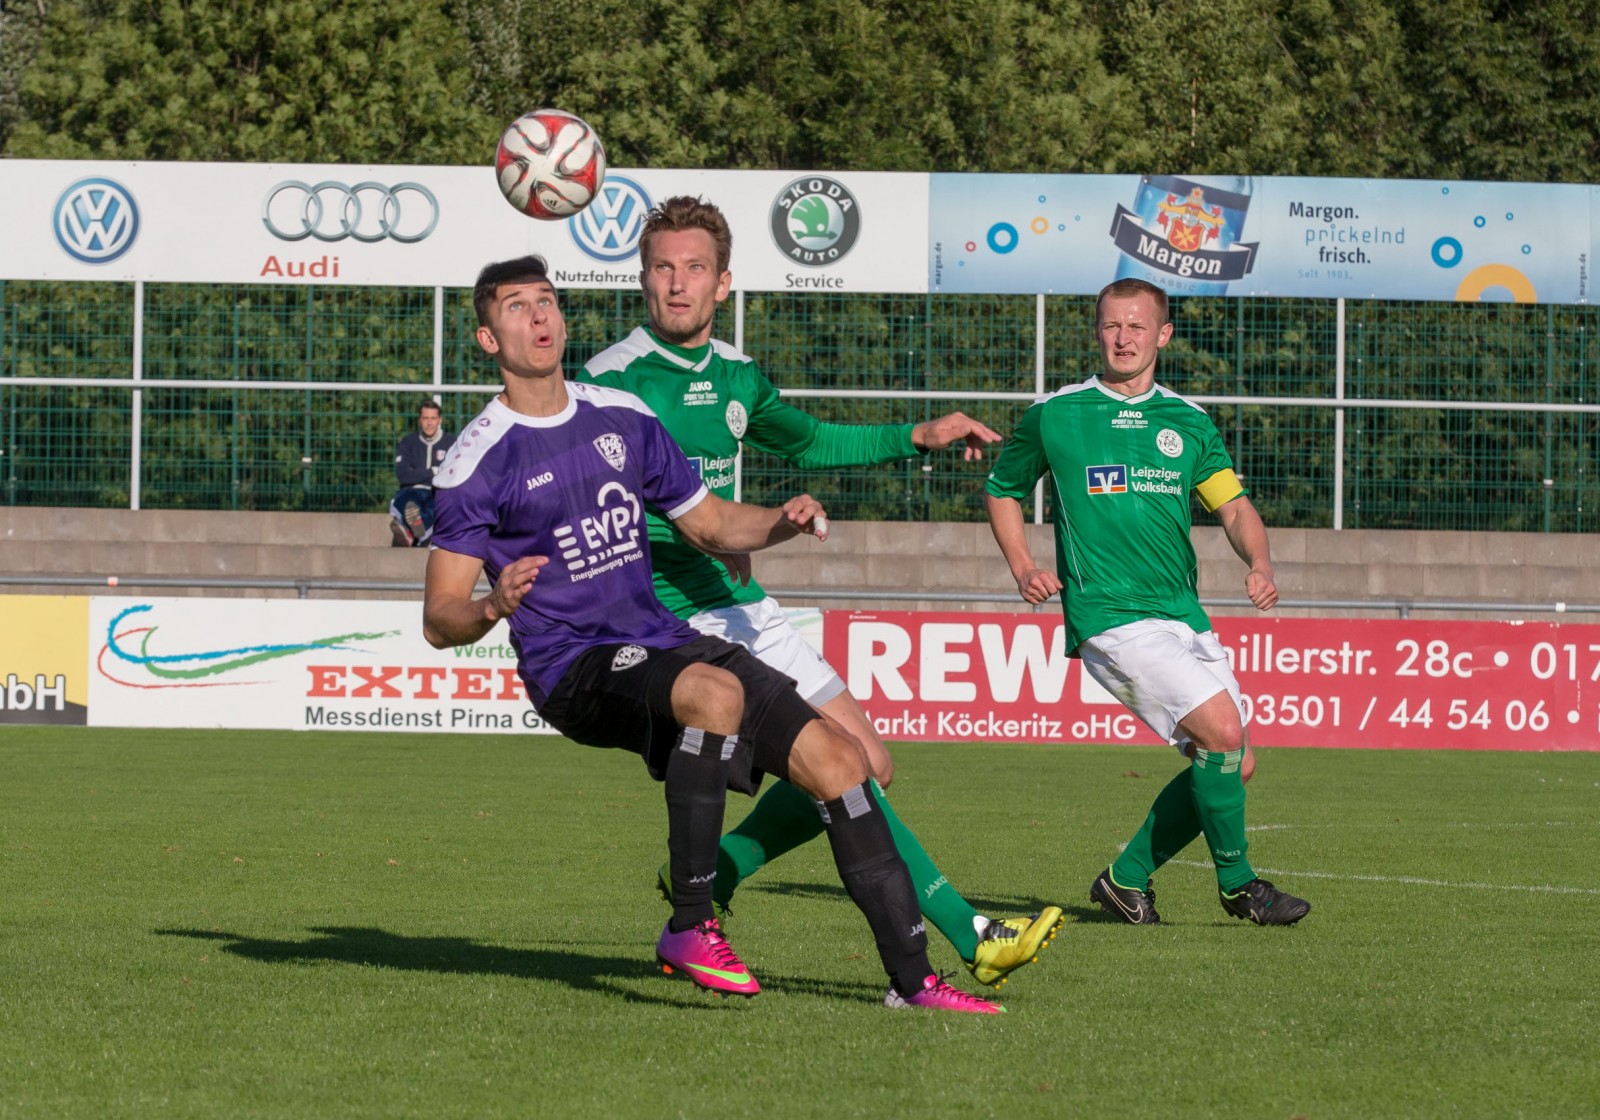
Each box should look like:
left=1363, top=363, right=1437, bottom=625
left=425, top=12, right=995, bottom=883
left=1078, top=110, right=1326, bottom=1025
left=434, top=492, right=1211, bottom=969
left=495, top=109, right=607, bottom=220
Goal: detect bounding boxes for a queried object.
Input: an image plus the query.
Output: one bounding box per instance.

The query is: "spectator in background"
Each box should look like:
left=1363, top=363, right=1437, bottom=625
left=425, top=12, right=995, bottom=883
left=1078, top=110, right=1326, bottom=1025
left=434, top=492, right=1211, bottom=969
left=390, top=399, right=455, bottom=547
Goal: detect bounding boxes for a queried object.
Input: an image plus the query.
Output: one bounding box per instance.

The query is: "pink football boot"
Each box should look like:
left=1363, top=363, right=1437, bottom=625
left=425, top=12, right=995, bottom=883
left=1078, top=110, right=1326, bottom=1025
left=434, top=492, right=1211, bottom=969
left=884, top=973, right=1005, bottom=1014
left=655, top=918, right=760, bottom=997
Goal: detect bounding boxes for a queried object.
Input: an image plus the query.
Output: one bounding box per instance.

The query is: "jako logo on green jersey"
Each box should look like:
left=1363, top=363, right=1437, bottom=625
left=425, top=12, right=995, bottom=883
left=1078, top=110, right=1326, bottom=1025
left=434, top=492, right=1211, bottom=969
left=770, top=176, right=861, bottom=266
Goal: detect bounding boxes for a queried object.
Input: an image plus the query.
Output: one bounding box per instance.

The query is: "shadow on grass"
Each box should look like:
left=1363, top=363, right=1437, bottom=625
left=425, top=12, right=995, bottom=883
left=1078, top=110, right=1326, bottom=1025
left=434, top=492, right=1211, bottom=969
left=743, top=879, right=1072, bottom=923
left=155, top=925, right=884, bottom=1006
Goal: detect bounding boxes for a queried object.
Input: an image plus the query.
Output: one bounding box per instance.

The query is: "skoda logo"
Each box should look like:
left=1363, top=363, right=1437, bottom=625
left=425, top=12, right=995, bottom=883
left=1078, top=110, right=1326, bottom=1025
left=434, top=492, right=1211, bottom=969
left=570, top=175, right=653, bottom=262
left=262, top=180, right=440, bottom=243
left=769, top=175, right=861, bottom=267
left=54, top=177, right=140, bottom=264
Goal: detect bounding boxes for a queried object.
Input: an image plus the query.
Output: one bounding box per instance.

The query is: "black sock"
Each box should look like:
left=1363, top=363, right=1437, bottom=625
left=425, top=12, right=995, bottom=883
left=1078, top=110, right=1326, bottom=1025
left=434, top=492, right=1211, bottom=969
left=664, top=728, right=733, bottom=933
left=819, top=782, right=931, bottom=995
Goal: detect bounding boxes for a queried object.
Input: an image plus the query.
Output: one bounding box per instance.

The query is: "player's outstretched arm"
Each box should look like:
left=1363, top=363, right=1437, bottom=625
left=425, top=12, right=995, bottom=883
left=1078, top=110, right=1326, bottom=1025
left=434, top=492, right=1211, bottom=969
left=984, top=493, right=1061, bottom=605
left=423, top=548, right=548, bottom=648
left=673, top=492, right=829, bottom=556
left=911, top=411, right=1003, bottom=461
left=1215, top=495, right=1278, bottom=611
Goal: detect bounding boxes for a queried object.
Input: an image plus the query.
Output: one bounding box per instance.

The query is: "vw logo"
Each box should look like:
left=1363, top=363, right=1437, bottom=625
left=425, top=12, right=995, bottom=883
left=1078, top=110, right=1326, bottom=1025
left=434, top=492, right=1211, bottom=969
left=570, top=175, right=653, bottom=262
left=261, top=180, right=440, bottom=243
left=54, top=177, right=140, bottom=264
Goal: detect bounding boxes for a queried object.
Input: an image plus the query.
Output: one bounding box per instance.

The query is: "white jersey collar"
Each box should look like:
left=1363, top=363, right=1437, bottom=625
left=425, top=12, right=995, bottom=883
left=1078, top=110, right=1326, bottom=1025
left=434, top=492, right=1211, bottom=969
left=1090, top=375, right=1158, bottom=406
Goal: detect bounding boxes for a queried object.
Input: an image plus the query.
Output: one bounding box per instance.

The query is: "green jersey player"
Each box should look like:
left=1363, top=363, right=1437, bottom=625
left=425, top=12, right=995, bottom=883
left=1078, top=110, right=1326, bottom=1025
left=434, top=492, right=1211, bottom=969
left=985, top=278, right=1310, bottom=927
left=580, top=196, right=1063, bottom=987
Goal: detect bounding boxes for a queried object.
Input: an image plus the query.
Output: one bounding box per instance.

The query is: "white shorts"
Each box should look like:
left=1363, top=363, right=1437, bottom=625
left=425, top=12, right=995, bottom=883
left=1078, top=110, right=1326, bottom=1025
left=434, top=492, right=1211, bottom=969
left=686, top=598, right=846, bottom=707
left=1078, top=618, right=1244, bottom=750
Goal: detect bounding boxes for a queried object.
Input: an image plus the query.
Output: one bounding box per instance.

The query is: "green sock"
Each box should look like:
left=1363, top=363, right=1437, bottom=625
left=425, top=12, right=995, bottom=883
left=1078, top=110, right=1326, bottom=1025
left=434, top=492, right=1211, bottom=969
left=1190, top=747, right=1256, bottom=893
left=869, top=780, right=984, bottom=961
left=1111, top=768, right=1203, bottom=890
left=714, top=779, right=824, bottom=907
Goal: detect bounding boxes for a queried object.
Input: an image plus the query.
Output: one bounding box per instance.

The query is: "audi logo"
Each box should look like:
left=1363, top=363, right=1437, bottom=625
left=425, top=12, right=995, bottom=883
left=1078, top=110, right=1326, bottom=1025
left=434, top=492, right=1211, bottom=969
left=261, top=180, right=440, bottom=243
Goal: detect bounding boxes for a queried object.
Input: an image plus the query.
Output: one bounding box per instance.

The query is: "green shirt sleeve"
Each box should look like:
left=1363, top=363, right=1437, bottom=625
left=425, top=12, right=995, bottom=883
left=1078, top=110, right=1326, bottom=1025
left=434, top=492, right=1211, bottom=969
left=984, top=400, right=1047, bottom=499
left=742, top=369, right=919, bottom=467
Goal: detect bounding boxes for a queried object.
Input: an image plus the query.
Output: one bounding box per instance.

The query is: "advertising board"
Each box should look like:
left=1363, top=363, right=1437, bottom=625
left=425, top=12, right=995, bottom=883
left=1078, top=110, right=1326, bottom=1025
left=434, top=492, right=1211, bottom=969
left=825, top=610, right=1600, bottom=750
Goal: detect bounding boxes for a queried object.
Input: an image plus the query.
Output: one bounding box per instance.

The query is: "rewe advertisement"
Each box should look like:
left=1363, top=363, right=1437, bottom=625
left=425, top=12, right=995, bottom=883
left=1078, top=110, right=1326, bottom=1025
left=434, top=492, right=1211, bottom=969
left=824, top=611, right=1600, bottom=751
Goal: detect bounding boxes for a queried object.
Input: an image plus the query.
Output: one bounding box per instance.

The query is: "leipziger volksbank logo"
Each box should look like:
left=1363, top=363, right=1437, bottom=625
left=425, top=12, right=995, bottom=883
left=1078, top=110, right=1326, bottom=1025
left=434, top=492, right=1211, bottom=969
left=570, top=175, right=653, bottom=263
left=54, top=177, right=141, bottom=264
left=770, top=176, right=860, bottom=267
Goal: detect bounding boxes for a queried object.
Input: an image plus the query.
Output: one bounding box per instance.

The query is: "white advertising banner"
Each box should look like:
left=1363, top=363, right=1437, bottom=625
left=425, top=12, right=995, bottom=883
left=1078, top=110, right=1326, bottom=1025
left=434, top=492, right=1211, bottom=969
left=87, top=596, right=552, bottom=734
left=1, top=160, right=929, bottom=293
left=83, top=595, right=827, bottom=735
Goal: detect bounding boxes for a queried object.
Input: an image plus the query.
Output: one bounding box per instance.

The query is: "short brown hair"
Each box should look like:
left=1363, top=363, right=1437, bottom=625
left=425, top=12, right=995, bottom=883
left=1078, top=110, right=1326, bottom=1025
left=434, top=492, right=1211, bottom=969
left=473, top=255, right=556, bottom=326
left=638, top=196, right=733, bottom=273
left=1095, top=278, right=1169, bottom=327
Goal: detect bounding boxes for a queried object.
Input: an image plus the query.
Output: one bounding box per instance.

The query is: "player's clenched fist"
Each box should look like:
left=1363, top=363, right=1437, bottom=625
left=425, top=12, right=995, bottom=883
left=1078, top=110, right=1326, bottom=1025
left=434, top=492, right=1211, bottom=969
left=1016, top=566, right=1062, bottom=605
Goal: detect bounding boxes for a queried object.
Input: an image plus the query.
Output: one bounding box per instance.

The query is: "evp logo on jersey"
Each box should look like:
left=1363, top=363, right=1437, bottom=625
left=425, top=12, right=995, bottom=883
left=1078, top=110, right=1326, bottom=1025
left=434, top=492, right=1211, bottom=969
left=1086, top=464, right=1128, bottom=494
left=553, top=480, right=644, bottom=579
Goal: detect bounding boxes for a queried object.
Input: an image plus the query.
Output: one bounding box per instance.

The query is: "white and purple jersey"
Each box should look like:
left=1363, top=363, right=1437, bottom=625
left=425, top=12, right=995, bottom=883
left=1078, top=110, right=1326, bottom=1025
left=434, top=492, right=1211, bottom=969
left=432, top=383, right=710, bottom=707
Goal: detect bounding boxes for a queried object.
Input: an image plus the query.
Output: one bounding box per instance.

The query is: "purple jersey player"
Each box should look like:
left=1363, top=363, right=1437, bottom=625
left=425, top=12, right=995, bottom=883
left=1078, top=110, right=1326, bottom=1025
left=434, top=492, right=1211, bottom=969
left=421, top=256, right=1000, bottom=1014
left=432, top=382, right=713, bottom=708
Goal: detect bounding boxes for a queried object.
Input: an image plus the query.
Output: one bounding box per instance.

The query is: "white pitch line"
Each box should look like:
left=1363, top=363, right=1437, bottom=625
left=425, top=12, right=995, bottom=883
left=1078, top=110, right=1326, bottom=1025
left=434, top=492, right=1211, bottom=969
left=1160, top=858, right=1600, bottom=896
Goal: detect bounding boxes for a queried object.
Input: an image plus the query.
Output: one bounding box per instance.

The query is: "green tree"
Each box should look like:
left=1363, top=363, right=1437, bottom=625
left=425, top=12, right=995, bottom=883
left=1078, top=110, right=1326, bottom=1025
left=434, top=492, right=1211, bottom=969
left=3, top=0, right=496, bottom=162
left=1090, top=0, right=1357, bottom=175
left=1269, top=0, right=1419, bottom=178
left=0, top=1, right=47, bottom=153
left=461, top=0, right=1138, bottom=172
left=1393, top=0, right=1600, bottom=183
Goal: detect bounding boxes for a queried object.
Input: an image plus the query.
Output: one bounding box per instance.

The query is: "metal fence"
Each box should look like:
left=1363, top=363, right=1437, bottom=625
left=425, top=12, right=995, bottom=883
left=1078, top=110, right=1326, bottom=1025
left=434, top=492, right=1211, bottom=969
left=2, top=279, right=1596, bottom=531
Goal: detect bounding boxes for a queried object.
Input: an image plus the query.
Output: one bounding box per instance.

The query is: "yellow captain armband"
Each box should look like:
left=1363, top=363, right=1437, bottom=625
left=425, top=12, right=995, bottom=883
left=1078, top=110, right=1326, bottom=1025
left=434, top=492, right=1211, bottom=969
left=1195, top=468, right=1245, bottom=512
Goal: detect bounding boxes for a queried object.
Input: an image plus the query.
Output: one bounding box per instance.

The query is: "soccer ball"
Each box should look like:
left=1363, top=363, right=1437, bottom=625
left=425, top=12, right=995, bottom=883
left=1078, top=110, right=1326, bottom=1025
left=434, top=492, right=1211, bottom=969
left=495, top=109, right=607, bottom=220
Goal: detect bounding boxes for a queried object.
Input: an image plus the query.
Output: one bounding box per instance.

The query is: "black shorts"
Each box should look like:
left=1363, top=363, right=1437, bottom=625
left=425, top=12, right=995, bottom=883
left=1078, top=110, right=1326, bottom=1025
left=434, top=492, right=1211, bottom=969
left=538, top=635, right=819, bottom=794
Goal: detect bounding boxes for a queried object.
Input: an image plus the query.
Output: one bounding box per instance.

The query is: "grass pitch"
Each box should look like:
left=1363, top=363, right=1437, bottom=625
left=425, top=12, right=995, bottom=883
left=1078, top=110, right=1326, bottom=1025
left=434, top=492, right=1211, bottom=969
left=0, top=727, right=1595, bottom=1119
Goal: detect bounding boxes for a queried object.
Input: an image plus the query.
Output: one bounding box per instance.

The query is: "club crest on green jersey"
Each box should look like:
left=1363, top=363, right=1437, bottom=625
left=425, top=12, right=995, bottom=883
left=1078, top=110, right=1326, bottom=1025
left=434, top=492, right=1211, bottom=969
left=1156, top=429, right=1184, bottom=457
left=725, top=401, right=748, bottom=439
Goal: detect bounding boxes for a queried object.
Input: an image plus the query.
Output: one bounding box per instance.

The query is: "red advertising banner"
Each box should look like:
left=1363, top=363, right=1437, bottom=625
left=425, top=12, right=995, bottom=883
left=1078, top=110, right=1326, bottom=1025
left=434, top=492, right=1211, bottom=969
left=823, top=611, right=1600, bottom=751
